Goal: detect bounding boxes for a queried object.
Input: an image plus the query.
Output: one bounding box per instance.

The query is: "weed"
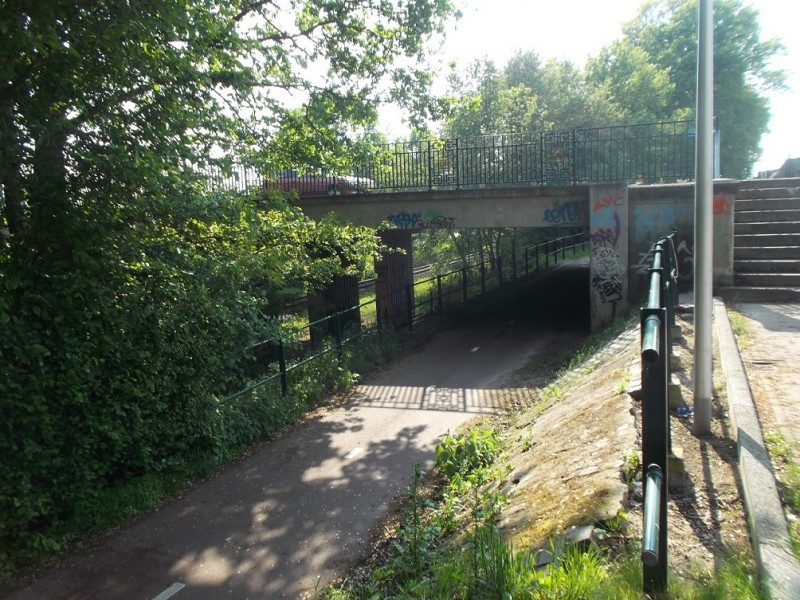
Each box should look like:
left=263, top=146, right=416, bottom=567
left=435, top=428, right=500, bottom=479
left=391, top=463, right=440, bottom=578
left=622, top=450, right=642, bottom=487
left=727, top=308, right=753, bottom=349
left=763, top=431, right=800, bottom=559
left=521, top=432, right=534, bottom=452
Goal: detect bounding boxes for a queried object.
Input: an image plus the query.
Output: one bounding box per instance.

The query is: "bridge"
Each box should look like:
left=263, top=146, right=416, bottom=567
left=295, top=180, right=738, bottom=332
left=209, top=119, right=737, bottom=332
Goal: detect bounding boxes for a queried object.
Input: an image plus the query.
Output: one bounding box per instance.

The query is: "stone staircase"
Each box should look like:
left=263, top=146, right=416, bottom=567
left=720, top=178, right=800, bottom=302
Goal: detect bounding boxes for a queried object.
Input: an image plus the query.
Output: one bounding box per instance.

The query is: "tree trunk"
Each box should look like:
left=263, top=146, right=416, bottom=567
left=0, top=100, right=27, bottom=243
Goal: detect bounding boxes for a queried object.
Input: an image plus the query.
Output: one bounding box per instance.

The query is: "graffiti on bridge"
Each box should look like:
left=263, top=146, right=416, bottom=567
left=589, top=211, right=621, bottom=248
left=589, top=193, right=626, bottom=320
left=593, top=194, right=625, bottom=212
left=387, top=210, right=456, bottom=230
left=543, top=199, right=588, bottom=225
left=591, top=246, right=623, bottom=318
left=633, top=239, right=694, bottom=281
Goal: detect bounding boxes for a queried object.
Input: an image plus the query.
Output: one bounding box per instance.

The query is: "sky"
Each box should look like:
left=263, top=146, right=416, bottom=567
left=382, top=0, right=799, bottom=175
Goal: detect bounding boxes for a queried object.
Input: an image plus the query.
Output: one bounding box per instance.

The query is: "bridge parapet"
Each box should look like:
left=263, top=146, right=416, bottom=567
left=297, top=186, right=591, bottom=230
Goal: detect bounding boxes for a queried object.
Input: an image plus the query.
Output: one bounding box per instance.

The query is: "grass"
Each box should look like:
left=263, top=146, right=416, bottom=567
left=763, top=431, right=800, bottom=559
left=321, top=316, right=763, bottom=599
left=726, top=308, right=753, bottom=349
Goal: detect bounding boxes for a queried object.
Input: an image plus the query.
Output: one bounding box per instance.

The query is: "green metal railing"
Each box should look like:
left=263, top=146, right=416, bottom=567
left=219, top=233, right=588, bottom=405
left=639, top=232, right=679, bottom=594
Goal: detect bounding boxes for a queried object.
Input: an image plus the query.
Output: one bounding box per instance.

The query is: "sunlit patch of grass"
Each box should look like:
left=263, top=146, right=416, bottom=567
left=727, top=308, right=753, bottom=349
left=764, top=431, right=800, bottom=559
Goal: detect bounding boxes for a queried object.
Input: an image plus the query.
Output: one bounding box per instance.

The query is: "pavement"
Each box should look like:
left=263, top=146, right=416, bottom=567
left=4, top=263, right=587, bottom=600
left=714, top=299, right=800, bottom=600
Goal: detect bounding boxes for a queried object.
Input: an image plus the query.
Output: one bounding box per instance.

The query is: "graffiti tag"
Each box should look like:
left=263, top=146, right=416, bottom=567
left=387, top=211, right=421, bottom=229
left=543, top=199, right=588, bottom=225
left=419, top=215, right=456, bottom=230
left=633, top=239, right=694, bottom=281
left=589, top=211, right=621, bottom=247
left=387, top=210, right=455, bottom=230
left=593, top=194, right=625, bottom=212
left=591, top=245, right=623, bottom=317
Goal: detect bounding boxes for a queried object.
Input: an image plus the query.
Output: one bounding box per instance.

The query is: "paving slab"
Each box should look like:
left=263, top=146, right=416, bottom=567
left=715, top=299, right=800, bottom=599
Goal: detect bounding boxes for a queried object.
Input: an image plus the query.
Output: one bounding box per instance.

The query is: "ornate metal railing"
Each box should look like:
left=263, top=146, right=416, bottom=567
left=208, top=120, right=697, bottom=194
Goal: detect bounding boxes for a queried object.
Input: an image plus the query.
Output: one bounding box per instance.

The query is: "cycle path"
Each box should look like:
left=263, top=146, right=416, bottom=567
left=7, top=265, right=586, bottom=600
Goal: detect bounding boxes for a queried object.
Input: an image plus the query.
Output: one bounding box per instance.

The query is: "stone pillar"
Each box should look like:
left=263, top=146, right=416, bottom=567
left=711, top=181, right=738, bottom=288
left=589, top=183, right=629, bottom=332
left=375, top=229, right=414, bottom=328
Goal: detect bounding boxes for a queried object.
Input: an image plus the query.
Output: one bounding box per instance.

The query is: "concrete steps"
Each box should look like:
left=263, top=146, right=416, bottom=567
left=720, top=178, right=800, bottom=302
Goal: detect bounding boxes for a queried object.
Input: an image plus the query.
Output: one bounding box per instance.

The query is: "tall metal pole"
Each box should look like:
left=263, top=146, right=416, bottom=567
left=694, top=0, right=714, bottom=435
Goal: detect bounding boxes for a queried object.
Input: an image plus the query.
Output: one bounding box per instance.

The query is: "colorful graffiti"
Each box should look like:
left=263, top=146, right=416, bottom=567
left=713, top=195, right=730, bottom=216
left=387, top=209, right=456, bottom=230
left=593, top=194, right=625, bottom=212
left=589, top=211, right=621, bottom=247
left=543, top=199, right=588, bottom=225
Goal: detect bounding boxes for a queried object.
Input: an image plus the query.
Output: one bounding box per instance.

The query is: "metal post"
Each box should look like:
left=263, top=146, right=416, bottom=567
left=498, top=256, right=503, bottom=287
left=437, top=275, right=443, bottom=314
left=571, top=128, right=577, bottom=184
left=406, top=284, right=413, bottom=331
left=512, top=236, right=517, bottom=280
left=462, top=267, right=468, bottom=302
left=375, top=295, right=382, bottom=330
left=427, top=140, right=433, bottom=191
left=694, top=0, right=714, bottom=435
left=524, top=248, right=529, bottom=276
left=481, top=262, right=486, bottom=294
left=713, top=116, right=721, bottom=179
left=539, top=131, right=545, bottom=184
left=455, top=138, right=460, bottom=189
left=278, top=340, right=288, bottom=397
left=535, top=245, right=540, bottom=272
left=333, top=311, right=343, bottom=361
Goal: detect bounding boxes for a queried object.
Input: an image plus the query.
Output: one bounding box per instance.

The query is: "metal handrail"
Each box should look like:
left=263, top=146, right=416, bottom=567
left=639, top=231, right=678, bottom=594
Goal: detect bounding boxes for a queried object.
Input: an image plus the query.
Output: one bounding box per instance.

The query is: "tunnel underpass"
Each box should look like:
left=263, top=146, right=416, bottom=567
left=439, top=258, right=591, bottom=336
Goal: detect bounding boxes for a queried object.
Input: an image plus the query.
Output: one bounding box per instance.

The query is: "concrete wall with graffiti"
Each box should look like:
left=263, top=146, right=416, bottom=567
left=628, top=181, right=736, bottom=303
left=589, top=184, right=629, bottom=331
left=296, top=187, right=590, bottom=230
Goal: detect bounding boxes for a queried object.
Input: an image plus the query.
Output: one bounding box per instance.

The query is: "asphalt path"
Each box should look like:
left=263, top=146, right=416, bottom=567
left=7, top=261, right=589, bottom=600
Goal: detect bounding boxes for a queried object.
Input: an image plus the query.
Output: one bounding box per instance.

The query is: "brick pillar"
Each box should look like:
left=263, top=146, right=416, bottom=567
left=375, top=229, right=414, bottom=328
left=589, top=183, right=629, bottom=332
left=308, top=274, right=360, bottom=346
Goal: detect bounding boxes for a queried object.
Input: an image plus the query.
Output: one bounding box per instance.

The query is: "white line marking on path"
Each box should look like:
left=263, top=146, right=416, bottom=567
left=152, top=583, right=185, bottom=600
left=471, top=347, right=480, bottom=352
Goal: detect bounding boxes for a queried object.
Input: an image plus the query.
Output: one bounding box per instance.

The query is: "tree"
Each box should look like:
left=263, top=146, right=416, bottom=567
left=586, top=42, right=677, bottom=123
left=0, top=0, right=456, bottom=568
left=1, top=0, right=456, bottom=248
left=609, top=0, right=785, bottom=177
left=443, top=52, right=620, bottom=138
